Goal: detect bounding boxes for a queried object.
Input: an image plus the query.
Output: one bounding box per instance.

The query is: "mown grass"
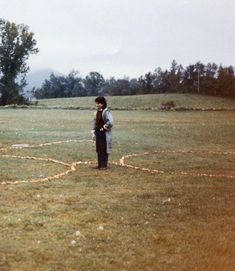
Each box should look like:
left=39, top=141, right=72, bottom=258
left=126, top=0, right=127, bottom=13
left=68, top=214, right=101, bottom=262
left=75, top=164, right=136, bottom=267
left=35, top=93, right=235, bottom=110
left=0, top=104, right=234, bottom=270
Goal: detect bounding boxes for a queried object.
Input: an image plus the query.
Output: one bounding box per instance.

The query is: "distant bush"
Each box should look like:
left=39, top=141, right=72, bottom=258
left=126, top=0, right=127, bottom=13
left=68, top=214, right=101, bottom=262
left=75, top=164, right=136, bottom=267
left=161, top=100, right=175, bottom=110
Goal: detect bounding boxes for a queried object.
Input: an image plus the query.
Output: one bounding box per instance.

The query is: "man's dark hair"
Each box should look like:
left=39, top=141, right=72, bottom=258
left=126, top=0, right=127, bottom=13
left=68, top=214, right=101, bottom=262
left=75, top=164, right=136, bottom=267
left=95, top=96, right=107, bottom=108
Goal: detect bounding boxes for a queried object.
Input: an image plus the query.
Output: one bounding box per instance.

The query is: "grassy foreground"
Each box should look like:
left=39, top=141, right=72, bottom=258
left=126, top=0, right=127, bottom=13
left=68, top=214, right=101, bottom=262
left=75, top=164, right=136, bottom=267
left=0, top=104, right=235, bottom=270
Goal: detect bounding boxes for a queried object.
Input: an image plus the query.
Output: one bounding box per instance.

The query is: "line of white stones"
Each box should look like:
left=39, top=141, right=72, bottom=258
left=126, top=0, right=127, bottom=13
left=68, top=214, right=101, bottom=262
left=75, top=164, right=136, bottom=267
left=116, top=150, right=235, bottom=179
left=0, top=140, right=93, bottom=185
left=1, top=140, right=235, bottom=184
left=1, top=155, right=77, bottom=185
left=10, top=139, right=92, bottom=149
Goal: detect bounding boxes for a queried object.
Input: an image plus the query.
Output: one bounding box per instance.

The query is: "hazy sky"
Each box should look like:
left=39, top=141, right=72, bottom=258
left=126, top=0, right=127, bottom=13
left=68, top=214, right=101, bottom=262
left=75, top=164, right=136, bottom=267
left=1, top=0, right=235, bottom=78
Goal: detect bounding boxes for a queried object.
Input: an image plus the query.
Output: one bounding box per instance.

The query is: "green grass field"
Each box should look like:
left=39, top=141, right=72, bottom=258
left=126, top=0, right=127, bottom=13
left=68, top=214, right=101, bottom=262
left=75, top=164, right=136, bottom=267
left=0, top=94, right=235, bottom=270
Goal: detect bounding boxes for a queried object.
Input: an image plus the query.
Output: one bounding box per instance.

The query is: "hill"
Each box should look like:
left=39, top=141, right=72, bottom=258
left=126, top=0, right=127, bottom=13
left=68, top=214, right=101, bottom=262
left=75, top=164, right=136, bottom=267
left=36, top=94, right=235, bottom=110
left=25, top=69, right=63, bottom=92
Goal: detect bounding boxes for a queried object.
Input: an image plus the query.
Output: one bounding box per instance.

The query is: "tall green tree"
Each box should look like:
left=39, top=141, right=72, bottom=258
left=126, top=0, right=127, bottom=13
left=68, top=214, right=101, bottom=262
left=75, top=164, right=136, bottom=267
left=84, top=72, right=105, bottom=96
left=108, top=78, right=131, bottom=96
left=138, top=72, right=155, bottom=94
left=0, top=18, right=38, bottom=105
left=216, top=65, right=235, bottom=97
left=67, top=71, right=86, bottom=97
left=152, top=67, right=169, bottom=93
left=182, top=64, right=198, bottom=92
left=35, top=73, right=66, bottom=99
left=201, top=63, right=218, bottom=95
left=166, top=60, right=183, bottom=92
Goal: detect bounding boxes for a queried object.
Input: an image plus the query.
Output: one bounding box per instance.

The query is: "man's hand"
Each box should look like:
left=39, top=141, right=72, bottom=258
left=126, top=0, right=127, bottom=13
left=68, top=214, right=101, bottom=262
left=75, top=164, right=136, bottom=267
left=100, top=126, right=108, bottom=131
left=91, top=130, right=96, bottom=141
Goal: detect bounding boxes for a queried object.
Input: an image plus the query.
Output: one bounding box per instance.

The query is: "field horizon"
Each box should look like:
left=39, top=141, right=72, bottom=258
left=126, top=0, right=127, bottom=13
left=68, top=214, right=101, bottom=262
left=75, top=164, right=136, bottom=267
left=38, top=93, right=235, bottom=110
left=1, top=93, right=233, bottom=111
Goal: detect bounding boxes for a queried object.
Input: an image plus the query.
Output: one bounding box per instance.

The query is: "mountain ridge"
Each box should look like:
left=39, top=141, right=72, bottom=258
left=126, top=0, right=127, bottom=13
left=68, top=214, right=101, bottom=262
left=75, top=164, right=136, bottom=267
left=25, top=69, right=63, bottom=91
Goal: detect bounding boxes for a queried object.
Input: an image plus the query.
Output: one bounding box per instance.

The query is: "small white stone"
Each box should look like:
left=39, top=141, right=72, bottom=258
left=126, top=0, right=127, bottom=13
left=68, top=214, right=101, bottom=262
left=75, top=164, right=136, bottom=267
left=98, top=225, right=104, bottom=231
left=71, top=240, right=76, bottom=246
left=75, top=230, right=81, bottom=236
left=162, top=198, right=171, bottom=204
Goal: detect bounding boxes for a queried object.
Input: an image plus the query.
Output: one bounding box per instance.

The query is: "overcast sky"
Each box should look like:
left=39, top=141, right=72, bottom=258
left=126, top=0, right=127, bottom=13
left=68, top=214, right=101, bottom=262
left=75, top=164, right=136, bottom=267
left=1, top=0, right=235, bottom=78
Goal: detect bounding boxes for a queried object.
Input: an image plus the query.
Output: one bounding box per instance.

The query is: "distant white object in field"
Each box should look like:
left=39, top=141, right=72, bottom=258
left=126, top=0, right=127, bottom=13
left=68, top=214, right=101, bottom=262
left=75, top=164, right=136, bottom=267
left=11, top=144, right=31, bottom=148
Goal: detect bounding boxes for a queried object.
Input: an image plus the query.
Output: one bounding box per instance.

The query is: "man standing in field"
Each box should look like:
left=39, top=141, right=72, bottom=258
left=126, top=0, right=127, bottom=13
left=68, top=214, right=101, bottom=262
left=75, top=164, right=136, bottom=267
left=91, top=96, right=113, bottom=170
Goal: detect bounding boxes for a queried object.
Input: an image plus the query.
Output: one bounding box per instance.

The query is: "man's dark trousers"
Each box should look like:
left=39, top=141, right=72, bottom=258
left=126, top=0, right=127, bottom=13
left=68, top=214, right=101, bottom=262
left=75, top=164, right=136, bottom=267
left=95, top=129, right=108, bottom=168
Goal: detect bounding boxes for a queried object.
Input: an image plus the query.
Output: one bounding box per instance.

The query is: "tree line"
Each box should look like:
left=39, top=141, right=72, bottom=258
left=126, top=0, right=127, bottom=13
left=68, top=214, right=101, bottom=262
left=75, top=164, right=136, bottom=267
left=34, top=60, right=235, bottom=99
left=0, top=18, right=234, bottom=106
